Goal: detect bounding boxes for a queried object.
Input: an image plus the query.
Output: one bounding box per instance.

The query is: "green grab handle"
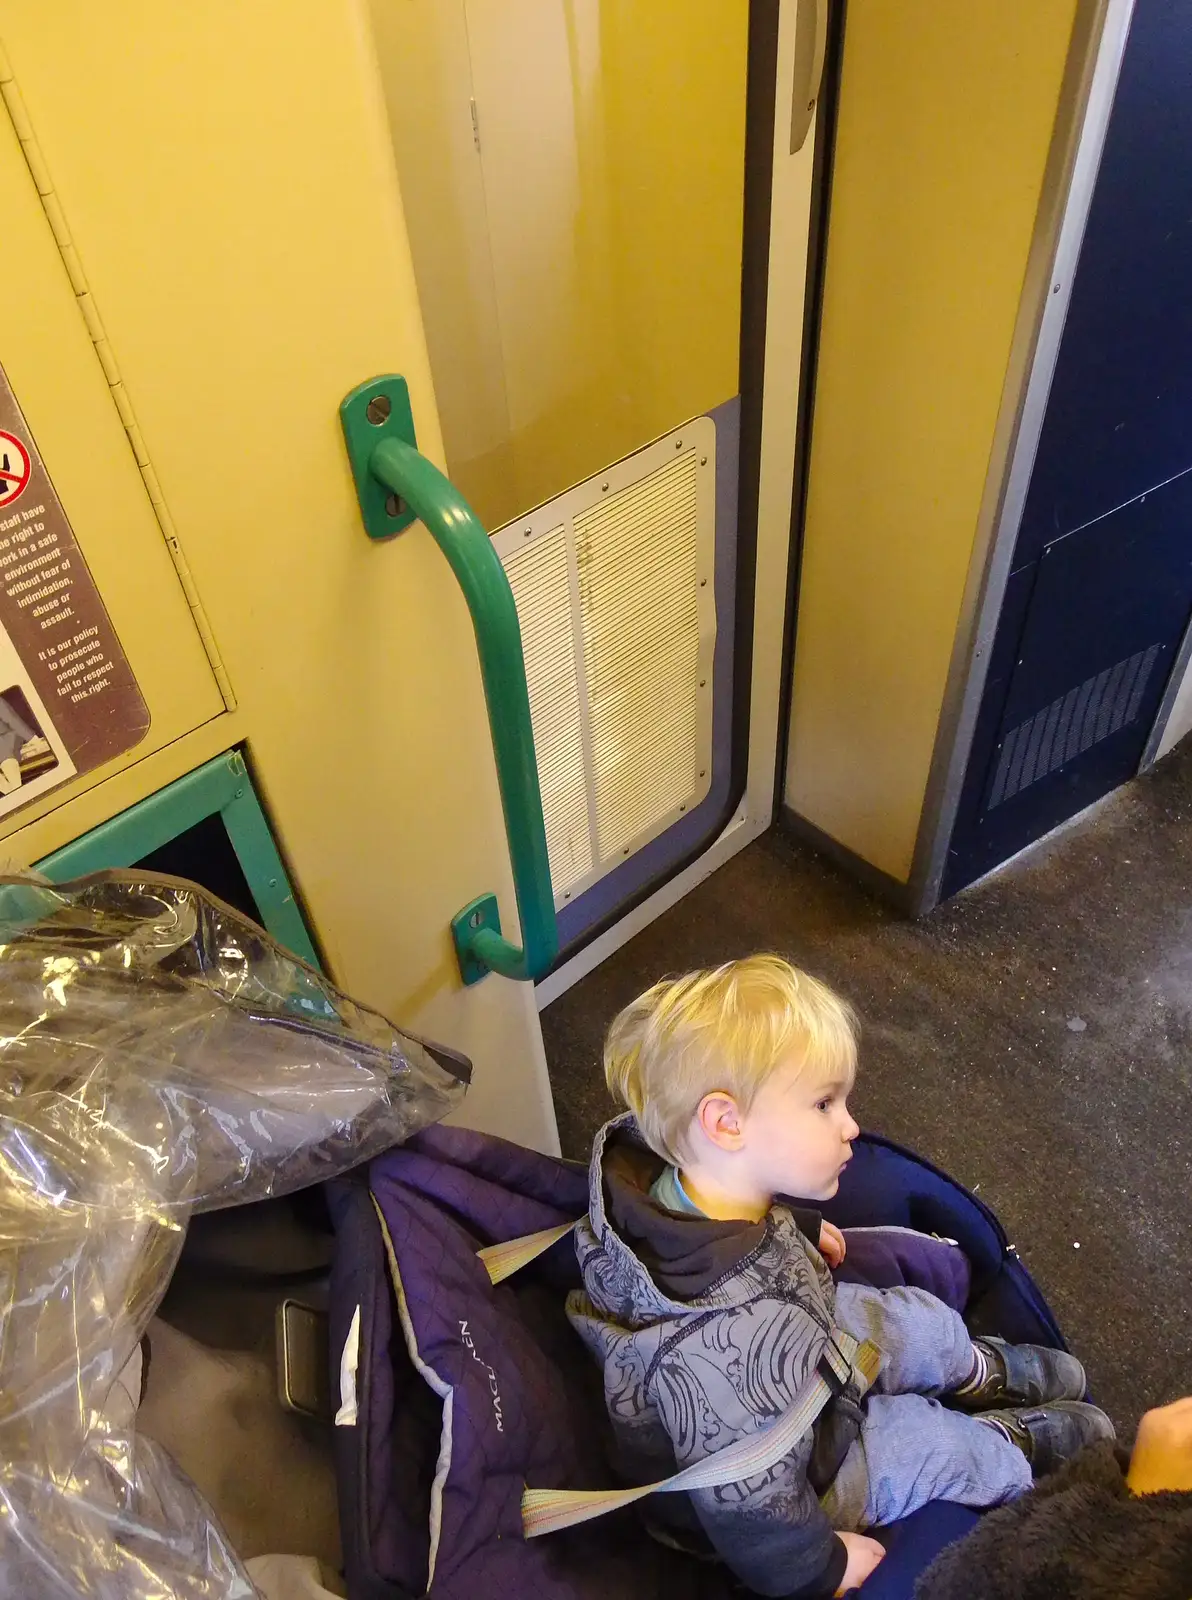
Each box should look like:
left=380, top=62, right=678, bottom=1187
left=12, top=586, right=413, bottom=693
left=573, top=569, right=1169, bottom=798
left=339, top=377, right=557, bottom=985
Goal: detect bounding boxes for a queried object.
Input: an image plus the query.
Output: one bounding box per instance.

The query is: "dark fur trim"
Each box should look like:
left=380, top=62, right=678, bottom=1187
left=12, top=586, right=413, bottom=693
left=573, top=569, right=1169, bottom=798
left=915, top=1440, right=1192, bottom=1600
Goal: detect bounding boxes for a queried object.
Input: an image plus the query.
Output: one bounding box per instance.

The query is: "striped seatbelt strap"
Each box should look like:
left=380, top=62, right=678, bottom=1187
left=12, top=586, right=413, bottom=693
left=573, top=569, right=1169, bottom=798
left=474, top=1217, right=881, bottom=1540
left=477, top=1220, right=579, bottom=1284
left=522, top=1333, right=881, bottom=1537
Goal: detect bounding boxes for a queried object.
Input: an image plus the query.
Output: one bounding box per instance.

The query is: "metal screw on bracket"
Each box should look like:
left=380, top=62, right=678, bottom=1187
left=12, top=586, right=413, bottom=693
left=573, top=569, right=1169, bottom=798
left=366, top=395, right=392, bottom=425
left=385, top=493, right=406, bottom=518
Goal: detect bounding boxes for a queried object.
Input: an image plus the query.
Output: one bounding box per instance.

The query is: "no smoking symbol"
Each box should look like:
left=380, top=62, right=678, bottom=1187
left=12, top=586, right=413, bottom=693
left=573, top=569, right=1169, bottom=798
left=0, top=430, right=31, bottom=510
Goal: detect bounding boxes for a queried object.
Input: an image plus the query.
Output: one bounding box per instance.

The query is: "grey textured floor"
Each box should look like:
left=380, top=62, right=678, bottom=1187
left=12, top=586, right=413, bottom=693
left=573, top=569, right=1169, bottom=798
left=541, top=741, right=1192, bottom=1439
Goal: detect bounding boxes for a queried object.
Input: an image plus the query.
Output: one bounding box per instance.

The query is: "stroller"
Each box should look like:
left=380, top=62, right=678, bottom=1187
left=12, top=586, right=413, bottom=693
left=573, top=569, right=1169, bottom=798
left=0, top=872, right=1076, bottom=1599
left=328, top=1123, right=1068, bottom=1600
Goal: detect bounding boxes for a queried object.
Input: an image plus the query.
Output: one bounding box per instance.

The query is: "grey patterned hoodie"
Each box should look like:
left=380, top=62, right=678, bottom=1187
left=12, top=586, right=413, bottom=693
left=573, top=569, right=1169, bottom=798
left=567, top=1115, right=858, bottom=1600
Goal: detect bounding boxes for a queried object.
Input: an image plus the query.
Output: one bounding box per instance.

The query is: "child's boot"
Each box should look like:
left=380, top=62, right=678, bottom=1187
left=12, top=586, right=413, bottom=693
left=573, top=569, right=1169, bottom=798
left=950, top=1336, right=1087, bottom=1410
left=977, top=1400, right=1115, bottom=1477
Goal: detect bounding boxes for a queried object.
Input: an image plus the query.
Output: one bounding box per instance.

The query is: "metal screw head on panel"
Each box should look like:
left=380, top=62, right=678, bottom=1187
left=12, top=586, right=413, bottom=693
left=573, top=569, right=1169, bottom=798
left=366, top=394, right=392, bottom=425
left=385, top=493, right=406, bottom=518
left=700, top=456, right=708, bottom=465
left=675, top=439, right=683, bottom=449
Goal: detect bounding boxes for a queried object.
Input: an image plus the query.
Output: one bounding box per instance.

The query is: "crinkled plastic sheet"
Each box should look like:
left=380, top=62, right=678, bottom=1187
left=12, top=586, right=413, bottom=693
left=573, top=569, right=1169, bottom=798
left=0, top=870, right=470, bottom=1598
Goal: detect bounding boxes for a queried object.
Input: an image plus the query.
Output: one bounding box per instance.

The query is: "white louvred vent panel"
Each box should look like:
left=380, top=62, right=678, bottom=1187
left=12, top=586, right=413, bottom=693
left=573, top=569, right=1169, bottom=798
left=494, top=419, right=715, bottom=909
left=574, top=453, right=701, bottom=858
left=504, top=526, right=593, bottom=898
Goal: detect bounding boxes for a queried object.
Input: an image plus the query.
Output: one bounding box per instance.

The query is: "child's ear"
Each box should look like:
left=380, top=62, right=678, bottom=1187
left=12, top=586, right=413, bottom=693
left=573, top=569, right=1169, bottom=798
left=696, top=1091, right=746, bottom=1153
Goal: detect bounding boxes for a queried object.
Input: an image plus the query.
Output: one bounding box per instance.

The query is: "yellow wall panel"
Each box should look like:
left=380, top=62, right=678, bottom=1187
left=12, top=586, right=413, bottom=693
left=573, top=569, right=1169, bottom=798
left=785, top=0, right=1078, bottom=881
left=1, top=0, right=558, bottom=1150
left=598, top=0, right=747, bottom=435
left=371, top=0, right=747, bottom=530
left=0, top=101, right=224, bottom=845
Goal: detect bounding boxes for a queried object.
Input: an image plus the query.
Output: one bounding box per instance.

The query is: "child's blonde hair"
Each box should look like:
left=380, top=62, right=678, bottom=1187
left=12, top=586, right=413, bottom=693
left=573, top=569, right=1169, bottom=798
left=604, top=954, right=857, bottom=1166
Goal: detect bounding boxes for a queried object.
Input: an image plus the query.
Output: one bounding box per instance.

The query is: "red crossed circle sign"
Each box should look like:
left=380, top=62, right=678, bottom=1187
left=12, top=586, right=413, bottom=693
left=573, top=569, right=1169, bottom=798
left=0, top=430, right=32, bottom=510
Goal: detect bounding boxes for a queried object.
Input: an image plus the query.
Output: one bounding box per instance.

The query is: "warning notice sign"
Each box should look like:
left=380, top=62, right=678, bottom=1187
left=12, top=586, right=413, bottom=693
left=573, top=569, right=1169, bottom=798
left=0, top=430, right=31, bottom=510
left=0, top=363, right=149, bottom=823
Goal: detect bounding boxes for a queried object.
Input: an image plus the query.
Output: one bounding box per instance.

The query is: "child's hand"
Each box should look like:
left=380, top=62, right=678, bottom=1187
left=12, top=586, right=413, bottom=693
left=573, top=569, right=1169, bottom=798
left=819, top=1220, right=847, bottom=1267
left=835, top=1532, right=886, bottom=1593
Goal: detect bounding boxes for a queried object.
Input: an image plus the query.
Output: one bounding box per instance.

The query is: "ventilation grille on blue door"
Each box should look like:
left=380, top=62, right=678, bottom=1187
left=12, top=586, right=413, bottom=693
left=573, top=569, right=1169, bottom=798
left=986, top=643, right=1162, bottom=810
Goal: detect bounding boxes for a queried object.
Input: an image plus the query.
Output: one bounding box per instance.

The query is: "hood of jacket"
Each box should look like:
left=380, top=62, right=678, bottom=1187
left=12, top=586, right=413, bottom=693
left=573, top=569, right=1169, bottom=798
left=578, top=1112, right=832, bottom=1327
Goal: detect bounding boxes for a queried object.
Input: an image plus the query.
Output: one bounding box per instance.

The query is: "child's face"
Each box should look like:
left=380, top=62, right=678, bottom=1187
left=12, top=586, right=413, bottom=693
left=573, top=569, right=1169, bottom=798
left=739, top=1058, right=860, bottom=1201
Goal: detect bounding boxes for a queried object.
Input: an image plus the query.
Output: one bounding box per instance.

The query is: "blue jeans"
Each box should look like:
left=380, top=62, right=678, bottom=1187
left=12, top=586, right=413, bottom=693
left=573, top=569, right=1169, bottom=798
left=822, top=1282, right=1033, bottom=1530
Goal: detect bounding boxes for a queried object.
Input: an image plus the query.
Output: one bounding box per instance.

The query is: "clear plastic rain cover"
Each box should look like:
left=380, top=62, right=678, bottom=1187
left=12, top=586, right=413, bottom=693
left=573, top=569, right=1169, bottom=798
left=0, top=870, right=470, bottom=1598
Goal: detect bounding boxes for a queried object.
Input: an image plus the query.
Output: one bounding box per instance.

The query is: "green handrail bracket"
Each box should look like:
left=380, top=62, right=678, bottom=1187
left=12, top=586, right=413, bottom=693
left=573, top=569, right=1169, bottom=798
left=340, top=374, right=558, bottom=985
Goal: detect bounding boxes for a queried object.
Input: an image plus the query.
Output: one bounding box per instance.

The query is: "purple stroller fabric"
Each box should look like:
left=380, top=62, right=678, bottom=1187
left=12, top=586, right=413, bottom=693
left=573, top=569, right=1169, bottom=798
left=835, top=1226, right=970, bottom=1306
left=327, top=1126, right=1043, bottom=1600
